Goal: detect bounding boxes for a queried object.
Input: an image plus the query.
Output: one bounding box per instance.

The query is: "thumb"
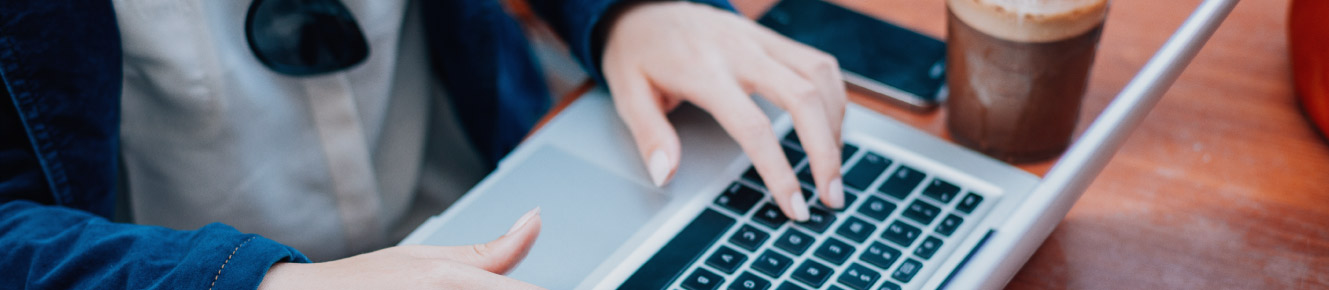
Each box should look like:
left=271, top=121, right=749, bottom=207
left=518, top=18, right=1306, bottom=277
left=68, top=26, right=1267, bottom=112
left=606, top=68, right=682, bottom=187
left=435, top=207, right=542, bottom=274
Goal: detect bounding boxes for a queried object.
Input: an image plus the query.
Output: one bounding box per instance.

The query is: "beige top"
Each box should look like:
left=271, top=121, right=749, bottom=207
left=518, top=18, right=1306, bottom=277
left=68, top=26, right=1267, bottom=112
left=113, top=0, right=485, bottom=261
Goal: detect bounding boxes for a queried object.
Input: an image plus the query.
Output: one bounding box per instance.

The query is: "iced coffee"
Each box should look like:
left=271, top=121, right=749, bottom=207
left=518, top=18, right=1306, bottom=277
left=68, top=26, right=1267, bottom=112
left=945, top=0, right=1108, bottom=163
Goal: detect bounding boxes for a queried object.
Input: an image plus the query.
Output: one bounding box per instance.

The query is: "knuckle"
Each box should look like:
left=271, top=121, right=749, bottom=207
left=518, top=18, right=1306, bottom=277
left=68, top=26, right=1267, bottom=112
left=806, top=53, right=840, bottom=76
left=470, top=244, right=489, bottom=259
left=814, top=52, right=839, bottom=69
left=786, top=81, right=822, bottom=109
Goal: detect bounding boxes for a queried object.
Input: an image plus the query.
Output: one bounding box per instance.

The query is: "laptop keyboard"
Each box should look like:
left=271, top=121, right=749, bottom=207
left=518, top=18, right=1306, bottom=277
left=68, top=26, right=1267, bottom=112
left=619, top=132, right=993, bottom=290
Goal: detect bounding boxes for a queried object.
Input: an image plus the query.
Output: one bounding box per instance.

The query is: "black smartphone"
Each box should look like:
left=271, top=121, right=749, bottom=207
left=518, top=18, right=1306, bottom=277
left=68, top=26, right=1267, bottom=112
left=758, top=0, right=947, bottom=111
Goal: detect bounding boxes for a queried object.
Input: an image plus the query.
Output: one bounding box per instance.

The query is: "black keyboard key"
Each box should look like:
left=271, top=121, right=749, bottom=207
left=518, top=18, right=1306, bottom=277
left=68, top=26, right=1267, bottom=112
left=878, top=281, right=902, bottom=290
left=860, top=242, right=902, bottom=270
left=682, top=268, right=724, bottom=290
left=729, top=225, right=770, bottom=251
left=915, top=236, right=943, bottom=259
left=783, top=143, right=806, bottom=167
left=752, top=250, right=794, bottom=277
left=921, top=179, right=961, bottom=204
left=796, top=165, right=814, bottom=186
left=902, top=200, right=941, bottom=226
left=715, top=183, right=765, bottom=215
left=835, top=216, right=876, bottom=243
left=620, top=209, right=735, bottom=290
left=882, top=221, right=922, bottom=247
left=742, top=167, right=764, bottom=185
left=752, top=203, right=790, bottom=229
left=842, top=144, right=859, bottom=163
left=877, top=166, right=924, bottom=199
left=791, top=260, right=834, bottom=288
left=857, top=196, right=897, bottom=221
left=774, top=229, right=815, bottom=255
left=935, top=214, right=964, bottom=236
left=837, top=263, right=880, bottom=290
left=828, top=286, right=847, bottom=290
left=843, top=153, right=890, bottom=192
left=706, top=246, right=747, bottom=274
left=813, top=237, right=854, bottom=265
left=775, top=282, right=806, bottom=290
left=891, top=259, right=923, bottom=283
left=728, top=272, right=771, bottom=290
left=784, top=130, right=800, bottom=144
left=797, top=207, right=836, bottom=233
left=956, top=192, right=984, bottom=214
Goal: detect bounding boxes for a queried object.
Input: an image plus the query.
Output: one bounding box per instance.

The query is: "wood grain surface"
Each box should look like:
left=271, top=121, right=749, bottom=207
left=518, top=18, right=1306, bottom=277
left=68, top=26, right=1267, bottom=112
left=529, top=0, right=1329, bottom=288
left=724, top=0, right=1328, bottom=288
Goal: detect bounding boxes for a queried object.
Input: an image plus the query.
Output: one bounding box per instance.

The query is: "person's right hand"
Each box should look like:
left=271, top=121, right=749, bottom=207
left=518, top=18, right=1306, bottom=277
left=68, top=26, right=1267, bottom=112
left=257, top=208, right=544, bottom=290
left=601, top=2, right=848, bottom=222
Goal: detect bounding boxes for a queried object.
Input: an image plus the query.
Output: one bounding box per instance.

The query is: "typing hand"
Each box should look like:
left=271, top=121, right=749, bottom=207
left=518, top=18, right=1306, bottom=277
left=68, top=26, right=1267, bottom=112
left=258, top=208, right=543, bottom=290
left=601, top=1, right=847, bottom=221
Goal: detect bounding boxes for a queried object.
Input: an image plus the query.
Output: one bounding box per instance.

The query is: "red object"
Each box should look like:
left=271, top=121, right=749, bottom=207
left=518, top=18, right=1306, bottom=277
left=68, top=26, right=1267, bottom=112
left=1290, top=0, right=1329, bottom=139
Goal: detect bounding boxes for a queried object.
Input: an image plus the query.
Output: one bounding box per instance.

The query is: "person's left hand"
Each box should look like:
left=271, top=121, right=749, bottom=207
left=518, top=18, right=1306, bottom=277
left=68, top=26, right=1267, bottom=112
left=601, top=1, right=848, bottom=221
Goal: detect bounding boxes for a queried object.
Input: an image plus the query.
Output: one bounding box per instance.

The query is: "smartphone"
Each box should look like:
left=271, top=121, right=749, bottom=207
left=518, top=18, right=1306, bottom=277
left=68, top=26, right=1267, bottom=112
left=758, top=0, right=947, bottom=111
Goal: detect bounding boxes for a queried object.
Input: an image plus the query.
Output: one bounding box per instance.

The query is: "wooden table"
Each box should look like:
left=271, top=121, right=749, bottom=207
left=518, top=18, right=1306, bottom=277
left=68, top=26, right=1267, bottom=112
left=530, top=0, right=1329, bottom=288
left=727, top=0, right=1329, bottom=288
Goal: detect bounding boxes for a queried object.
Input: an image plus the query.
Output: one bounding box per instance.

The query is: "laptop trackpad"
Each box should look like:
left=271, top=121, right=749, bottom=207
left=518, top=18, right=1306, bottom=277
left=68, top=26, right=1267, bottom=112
left=416, top=146, right=667, bottom=287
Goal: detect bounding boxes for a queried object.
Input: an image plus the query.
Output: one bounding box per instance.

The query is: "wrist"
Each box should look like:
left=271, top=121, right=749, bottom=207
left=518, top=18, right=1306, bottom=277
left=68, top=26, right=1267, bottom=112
left=257, top=262, right=302, bottom=290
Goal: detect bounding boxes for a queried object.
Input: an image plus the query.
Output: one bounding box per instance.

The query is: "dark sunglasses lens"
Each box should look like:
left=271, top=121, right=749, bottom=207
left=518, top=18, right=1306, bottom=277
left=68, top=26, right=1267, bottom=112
left=246, top=0, right=369, bottom=76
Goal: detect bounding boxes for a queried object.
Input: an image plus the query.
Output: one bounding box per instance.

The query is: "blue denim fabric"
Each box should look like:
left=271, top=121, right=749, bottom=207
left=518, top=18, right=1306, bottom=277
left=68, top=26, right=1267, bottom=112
left=1, top=0, right=735, bottom=288
left=0, top=1, right=312, bottom=289
left=0, top=0, right=121, bottom=218
left=0, top=200, right=310, bottom=289
left=423, top=0, right=554, bottom=166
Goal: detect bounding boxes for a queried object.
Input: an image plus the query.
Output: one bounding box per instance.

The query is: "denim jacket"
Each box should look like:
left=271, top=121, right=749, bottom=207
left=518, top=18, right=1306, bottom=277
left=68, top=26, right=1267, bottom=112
left=0, top=0, right=731, bottom=289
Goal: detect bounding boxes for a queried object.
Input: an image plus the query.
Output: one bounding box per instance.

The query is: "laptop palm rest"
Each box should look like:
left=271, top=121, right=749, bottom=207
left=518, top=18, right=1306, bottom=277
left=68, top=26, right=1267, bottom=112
left=413, top=145, right=668, bottom=288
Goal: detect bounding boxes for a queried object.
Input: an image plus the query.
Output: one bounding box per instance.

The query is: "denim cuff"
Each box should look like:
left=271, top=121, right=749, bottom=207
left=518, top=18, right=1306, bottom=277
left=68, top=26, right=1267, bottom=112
left=193, top=227, right=311, bottom=290
left=0, top=201, right=312, bottom=289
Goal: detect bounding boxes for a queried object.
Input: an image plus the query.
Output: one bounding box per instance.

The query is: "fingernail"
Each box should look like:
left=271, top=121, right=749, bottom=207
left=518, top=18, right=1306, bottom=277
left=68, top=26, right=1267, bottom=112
left=648, top=150, right=670, bottom=187
left=789, top=192, right=810, bottom=222
left=826, top=178, right=845, bottom=209
left=507, top=207, right=541, bottom=235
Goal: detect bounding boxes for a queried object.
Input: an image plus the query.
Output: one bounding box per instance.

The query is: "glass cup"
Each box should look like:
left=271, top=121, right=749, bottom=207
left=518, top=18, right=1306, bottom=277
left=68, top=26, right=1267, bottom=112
left=944, top=0, right=1109, bottom=163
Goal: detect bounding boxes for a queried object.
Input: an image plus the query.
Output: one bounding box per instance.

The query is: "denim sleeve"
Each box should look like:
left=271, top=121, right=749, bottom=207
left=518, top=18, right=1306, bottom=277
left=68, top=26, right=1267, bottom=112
left=529, top=0, right=737, bottom=86
left=3, top=2, right=308, bottom=287
left=0, top=200, right=311, bottom=289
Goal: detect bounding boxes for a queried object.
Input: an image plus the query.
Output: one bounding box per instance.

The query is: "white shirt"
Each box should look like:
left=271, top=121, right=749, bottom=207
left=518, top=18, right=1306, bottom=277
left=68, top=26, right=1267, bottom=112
left=113, top=0, right=486, bottom=261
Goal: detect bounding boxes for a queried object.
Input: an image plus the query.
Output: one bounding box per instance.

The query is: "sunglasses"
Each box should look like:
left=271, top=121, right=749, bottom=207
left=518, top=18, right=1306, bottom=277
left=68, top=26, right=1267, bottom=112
left=245, top=0, right=369, bottom=76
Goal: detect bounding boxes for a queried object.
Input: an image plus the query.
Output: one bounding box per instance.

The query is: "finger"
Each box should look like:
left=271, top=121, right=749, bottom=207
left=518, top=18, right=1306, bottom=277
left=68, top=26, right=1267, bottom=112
left=431, top=207, right=543, bottom=274
left=604, top=63, right=682, bottom=187
left=737, top=58, right=846, bottom=209
left=680, top=76, right=809, bottom=222
left=754, top=30, right=848, bottom=144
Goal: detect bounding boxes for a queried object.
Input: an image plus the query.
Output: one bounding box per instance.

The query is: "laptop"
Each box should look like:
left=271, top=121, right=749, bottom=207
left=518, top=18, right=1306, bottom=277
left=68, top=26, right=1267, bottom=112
left=400, top=0, right=1237, bottom=289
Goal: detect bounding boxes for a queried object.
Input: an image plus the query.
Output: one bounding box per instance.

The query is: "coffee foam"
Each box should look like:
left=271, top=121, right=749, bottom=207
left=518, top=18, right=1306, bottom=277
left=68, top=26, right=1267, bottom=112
left=948, top=0, right=1108, bottom=43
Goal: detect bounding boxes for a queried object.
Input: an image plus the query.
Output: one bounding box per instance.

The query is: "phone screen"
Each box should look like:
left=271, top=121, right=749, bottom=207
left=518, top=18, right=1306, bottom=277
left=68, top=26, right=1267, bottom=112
left=758, top=0, right=947, bottom=107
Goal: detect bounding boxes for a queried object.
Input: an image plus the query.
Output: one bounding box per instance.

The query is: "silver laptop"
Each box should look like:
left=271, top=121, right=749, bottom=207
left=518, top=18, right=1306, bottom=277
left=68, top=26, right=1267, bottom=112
left=401, top=1, right=1236, bottom=289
